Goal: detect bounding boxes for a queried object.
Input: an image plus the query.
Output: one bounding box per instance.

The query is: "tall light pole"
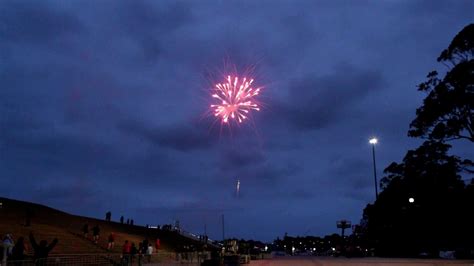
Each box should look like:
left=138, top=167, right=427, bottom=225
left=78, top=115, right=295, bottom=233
left=369, top=138, right=379, bottom=201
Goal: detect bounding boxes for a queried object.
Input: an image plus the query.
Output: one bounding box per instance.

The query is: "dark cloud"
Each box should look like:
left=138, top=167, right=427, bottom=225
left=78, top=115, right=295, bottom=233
left=276, top=64, right=385, bottom=130
left=0, top=1, right=83, bottom=43
left=118, top=119, right=214, bottom=152
left=219, top=146, right=266, bottom=171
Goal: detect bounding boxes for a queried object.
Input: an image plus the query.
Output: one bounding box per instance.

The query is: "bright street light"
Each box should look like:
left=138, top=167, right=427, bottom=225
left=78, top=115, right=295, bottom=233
left=369, top=137, right=379, bottom=200
left=409, top=197, right=415, bottom=203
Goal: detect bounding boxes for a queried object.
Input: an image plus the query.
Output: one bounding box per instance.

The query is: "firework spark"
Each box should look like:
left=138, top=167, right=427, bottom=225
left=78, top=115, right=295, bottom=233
left=210, top=76, right=261, bottom=123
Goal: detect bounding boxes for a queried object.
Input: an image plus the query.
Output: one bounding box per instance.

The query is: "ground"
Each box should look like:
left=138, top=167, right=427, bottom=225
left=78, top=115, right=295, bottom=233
left=248, top=257, right=474, bottom=266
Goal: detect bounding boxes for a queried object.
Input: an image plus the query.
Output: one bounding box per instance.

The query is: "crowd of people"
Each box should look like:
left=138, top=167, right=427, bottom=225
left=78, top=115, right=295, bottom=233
left=121, top=238, right=160, bottom=264
left=80, top=223, right=161, bottom=255
left=0, top=232, right=58, bottom=265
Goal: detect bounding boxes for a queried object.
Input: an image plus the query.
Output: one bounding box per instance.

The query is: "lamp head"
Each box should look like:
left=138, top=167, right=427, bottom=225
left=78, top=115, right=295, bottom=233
left=369, top=138, right=378, bottom=145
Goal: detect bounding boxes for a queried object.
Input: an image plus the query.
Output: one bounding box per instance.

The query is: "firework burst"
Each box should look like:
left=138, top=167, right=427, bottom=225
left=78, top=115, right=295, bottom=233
left=210, top=76, right=261, bottom=124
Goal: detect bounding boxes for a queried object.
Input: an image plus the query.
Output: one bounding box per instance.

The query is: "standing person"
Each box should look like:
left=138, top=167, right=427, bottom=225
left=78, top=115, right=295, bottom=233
left=2, top=234, right=14, bottom=264
left=142, top=239, right=149, bottom=253
left=130, top=243, right=137, bottom=265
left=11, top=237, right=28, bottom=261
left=29, top=232, right=58, bottom=264
left=126, top=219, right=130, bottom=225
left=121, top=240, right=131, bottom=265
left=92, top=225, right=100, bottom=244
left=155, top=238, right=160, bottom=250
left=130, top=219, right=134, bottom=226
left=120, top=216, right=124, bottom=224
left=82, top=223, right=89, bottom=238
left=25, top=209, right=32, bottom=227
left=0, top=243, right=4, bottom=265
left=107, top=232, right=115, bottom=250
left=137, top=243, right=143, bottom=266
left=105, top=211, right=111, bottom=222
left=146, top=244, right=153, bottom=263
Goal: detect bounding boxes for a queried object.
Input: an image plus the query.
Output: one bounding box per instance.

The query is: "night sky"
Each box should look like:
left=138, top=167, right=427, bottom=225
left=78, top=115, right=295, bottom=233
left=1, top=0, right=473, bottom=241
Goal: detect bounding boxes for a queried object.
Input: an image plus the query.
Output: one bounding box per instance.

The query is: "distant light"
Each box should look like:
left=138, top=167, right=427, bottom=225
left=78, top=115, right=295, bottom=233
left=332, top=247, right=336, bottom=251
left=292, top=247, right=295, bottom=251
left=369, top=138, right=378, bottom=145
left=409, top=197, right=415, bottom=203
left=265, top=246, right=268, bottom=251
left=313, top=248, right=316, bottom=251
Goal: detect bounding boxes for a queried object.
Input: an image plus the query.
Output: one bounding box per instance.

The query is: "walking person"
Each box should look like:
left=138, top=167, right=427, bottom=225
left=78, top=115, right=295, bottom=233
left=82, top=223, right=89, bottom=238
left=92, top=225, right=100, bottom=244
left=107, top=232, right=115, bottom=250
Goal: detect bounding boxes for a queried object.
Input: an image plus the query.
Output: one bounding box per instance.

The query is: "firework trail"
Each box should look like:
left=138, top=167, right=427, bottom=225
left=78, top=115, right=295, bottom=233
left=210, top=76, right=261, bottom=124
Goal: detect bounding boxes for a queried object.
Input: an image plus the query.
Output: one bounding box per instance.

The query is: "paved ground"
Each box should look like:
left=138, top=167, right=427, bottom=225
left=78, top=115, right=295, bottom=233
left=249, top=257, right=474, bottom=266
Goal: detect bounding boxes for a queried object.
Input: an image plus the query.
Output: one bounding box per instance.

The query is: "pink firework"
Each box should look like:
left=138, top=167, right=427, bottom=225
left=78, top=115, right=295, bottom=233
left=210, top=76, right=261, bottom=123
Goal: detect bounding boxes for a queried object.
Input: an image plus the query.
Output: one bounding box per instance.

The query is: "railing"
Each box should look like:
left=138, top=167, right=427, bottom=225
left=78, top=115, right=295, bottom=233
left=3, top=259, right=35, bottom=266
left=0, top=252, right=200, bottom=266
left=2, top=252, right=211, bottom=266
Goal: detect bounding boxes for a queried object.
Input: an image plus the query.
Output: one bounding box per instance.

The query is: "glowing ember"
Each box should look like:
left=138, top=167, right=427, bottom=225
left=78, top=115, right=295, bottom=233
left=210, top=76, right=261, bottom=123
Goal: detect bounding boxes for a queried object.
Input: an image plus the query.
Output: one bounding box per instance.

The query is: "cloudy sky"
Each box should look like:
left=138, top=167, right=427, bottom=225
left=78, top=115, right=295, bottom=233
left=1, top=0, right=473, bottom=241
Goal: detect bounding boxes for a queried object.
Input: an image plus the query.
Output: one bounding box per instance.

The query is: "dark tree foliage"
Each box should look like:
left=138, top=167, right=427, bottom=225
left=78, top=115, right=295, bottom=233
left=409, top=24, right=474, bottom=142
left=363, top=141, right=473, bottom=257
left=361, top=23, right=474, bottom=258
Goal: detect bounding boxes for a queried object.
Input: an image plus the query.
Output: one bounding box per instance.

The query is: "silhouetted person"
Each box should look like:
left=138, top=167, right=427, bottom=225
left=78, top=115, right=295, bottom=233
left=120, top=216, right=124, bottom=224
left=11, top=236, right=27, bottom=261
left=130, top=242, right=137, bottom=264
left=126, top=219, right=130, bottom=225
left=82, top=223, right=89, bottom=238
left=29, top=232, right=58, bottom=264
left=92, top=225, right=100, bottom=244
left=105, top=211, right=111, bottom=222
left=130, top=219, right=134, bottom=226
left=138, top=242, right=144, bottom=265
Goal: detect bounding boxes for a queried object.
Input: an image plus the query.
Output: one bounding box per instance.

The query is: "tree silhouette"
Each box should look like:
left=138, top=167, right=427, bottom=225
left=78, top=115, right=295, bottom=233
left=409, top=24, right=474, bottom=142
left=364, top=141, right=472, bottom=256
left=361, top=23, right=474, bottom=258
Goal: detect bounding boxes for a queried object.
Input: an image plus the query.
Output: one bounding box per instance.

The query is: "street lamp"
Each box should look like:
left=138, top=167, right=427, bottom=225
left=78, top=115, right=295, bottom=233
left=369, top=137, right=378, bottom=200
left=408, top=197, right=415, bottom=203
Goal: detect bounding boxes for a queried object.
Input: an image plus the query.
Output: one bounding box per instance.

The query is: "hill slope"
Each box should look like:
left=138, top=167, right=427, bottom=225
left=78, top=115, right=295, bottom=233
left=0, top=197, right=208, bottom=256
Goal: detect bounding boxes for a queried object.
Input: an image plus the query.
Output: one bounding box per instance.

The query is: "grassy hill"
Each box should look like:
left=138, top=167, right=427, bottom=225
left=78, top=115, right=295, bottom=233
left=0, top=197, right=210, bottom=257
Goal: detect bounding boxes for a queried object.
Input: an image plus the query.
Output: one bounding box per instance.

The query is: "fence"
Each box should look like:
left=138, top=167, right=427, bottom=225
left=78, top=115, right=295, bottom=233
left=1, top=251, right=211, bottom=266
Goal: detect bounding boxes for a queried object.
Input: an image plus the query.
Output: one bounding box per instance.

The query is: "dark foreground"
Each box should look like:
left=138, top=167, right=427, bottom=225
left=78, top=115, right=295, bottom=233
left=248, top=257, right=474, bottom=266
